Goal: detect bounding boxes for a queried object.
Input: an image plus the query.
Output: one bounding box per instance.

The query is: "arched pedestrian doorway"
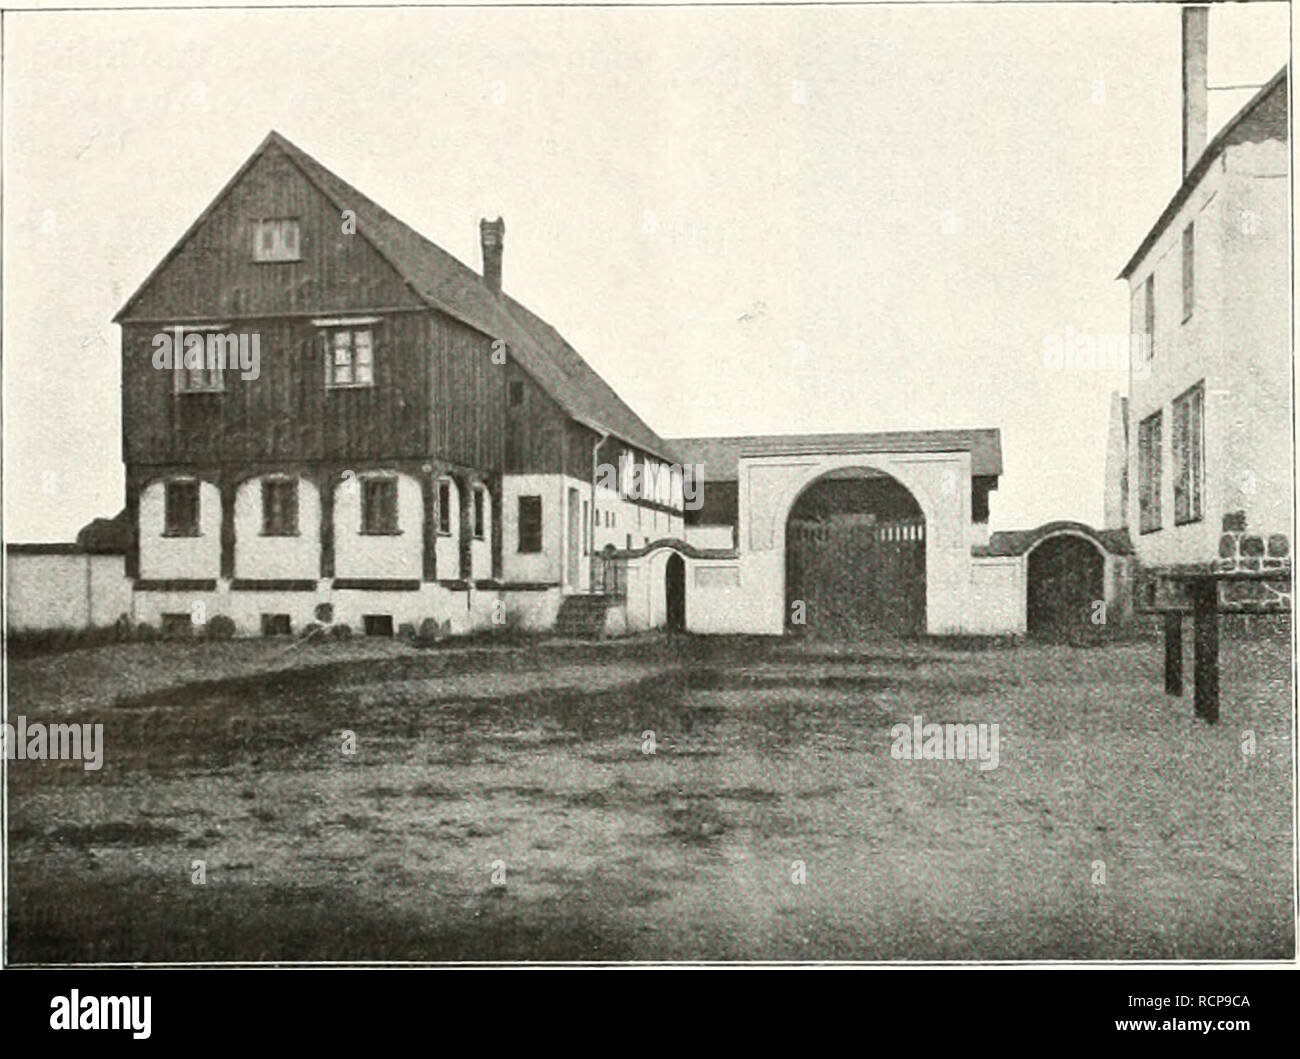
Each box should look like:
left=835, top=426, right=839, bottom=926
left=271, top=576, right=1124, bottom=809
left=665, top=552, right=686, bottom=631
left=1026, top=534, right=1105, bottom=641
left=785, top=468, right=926, bottom=639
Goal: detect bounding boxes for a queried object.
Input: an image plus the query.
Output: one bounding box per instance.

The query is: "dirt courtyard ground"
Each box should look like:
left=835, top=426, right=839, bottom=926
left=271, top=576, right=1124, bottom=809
left=4, top=629, right=1294, bottom=962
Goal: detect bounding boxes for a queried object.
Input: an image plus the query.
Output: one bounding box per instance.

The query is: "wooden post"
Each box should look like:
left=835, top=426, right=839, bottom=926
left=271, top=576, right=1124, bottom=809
left=320, top=471, right=335, bottom=579
left=219, top=474, right=237, bottom=580
left=421, top=471, right=437, bottom=582
left=1192, top=577, right=1219, bottom=724
left=1163, top=611, right=1183, bottom=696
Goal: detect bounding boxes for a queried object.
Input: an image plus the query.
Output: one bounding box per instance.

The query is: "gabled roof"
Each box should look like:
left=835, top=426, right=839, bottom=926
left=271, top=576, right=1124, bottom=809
left=668, top=428, right=1003, bottom=481
left=1118, top=65, right=1288, bottom=281
left=116, top=131, right=676, bottom=463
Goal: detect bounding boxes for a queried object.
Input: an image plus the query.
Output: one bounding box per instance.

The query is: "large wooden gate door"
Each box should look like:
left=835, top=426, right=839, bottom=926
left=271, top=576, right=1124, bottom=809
left=787, top=517, right=926, bottom=638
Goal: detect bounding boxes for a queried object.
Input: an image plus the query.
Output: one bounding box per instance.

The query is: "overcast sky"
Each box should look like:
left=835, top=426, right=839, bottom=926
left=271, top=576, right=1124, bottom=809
left=2, top=1, right=1290, bottom=540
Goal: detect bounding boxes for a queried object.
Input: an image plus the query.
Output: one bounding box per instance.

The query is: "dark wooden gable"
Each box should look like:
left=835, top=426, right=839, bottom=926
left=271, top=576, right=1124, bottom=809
left=118, top=141, right=424, bottom=322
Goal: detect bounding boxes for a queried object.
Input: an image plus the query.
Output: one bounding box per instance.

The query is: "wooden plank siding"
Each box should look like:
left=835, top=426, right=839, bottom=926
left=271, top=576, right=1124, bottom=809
left=120, top=144, right=423, bottom=322
left=118, top=142, right=508, bottom=471
left=503, top=360, right=571, bottom=475
left=431, top=312, right=505, bottom=472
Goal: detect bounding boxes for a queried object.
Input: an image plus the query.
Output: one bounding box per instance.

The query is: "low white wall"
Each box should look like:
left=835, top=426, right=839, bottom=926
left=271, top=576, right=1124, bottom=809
left=683, top=559, right=757, bottom=634
left=684, top=524, right=735, bottom=550
left=966, top=556, right=1026, bottom=635
left=6, top=552, right=131, bottom=631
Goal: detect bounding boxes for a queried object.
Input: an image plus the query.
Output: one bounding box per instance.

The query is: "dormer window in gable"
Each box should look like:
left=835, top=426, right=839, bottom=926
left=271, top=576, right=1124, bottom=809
left=253, top=218, right=300, bottom=262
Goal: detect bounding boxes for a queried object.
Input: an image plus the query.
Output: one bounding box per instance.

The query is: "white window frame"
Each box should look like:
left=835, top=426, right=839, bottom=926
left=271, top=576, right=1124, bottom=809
left=322, top=326, right=376, bottom=389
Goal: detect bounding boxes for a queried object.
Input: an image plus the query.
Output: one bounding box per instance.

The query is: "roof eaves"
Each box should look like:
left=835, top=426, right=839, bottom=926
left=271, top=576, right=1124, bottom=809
left=1117, top=65, right=1287, bottom=281
left=114, top=131, right=284, bottom=323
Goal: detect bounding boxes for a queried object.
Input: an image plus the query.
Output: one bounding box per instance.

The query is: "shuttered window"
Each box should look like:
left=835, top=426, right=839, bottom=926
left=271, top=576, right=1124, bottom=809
left=361, top=478, right=399, bottom=535
left=164, top=480, right=200, bottom=537
left=262, top=479, right=299, bottom=536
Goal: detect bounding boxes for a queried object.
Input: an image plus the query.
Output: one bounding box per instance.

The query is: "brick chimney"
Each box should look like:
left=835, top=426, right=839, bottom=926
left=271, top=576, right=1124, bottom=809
left=480, top=217, right=504, bottom=293
left=1182, top=6, right=1209, bottom=178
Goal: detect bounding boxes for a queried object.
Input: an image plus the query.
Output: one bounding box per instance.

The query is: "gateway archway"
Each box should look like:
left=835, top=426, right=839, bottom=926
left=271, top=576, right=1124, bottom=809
left=785, top=468, right=926, bottom=638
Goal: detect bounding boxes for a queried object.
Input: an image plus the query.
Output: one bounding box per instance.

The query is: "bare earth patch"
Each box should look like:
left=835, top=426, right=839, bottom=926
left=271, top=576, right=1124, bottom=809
left=5, top=632, right=1293, bottom=961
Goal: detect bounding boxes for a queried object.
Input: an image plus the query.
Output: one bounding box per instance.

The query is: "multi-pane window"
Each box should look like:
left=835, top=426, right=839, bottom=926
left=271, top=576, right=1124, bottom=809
left=473, top=488, right=486, bottom=540
left=361, top=477, right=399, bottom=535
left=172, top=330, right=225, bottom=393
left=164, top=480, right=200, bottom=537
left=518, top=495, right=542, bottom=553
left=1138, top=410, right=1163, bottom=535
left=1182, top=223, right=1195, bottom=321
left=325, top=329, right=374, bottom=388
left=437, top=480, right=453, bottom=535
left=262, top=478, right=299, bottom=536
left=1173, top=382, right=1205, bottom=525
left=253, top=219, right=300, bottom=262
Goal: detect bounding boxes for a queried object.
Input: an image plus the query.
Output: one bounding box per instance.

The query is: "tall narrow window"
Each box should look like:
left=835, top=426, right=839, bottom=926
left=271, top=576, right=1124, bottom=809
left=361, top=478, right=399, bottom=535
left=253, top=219, right=300, bottom=262
left=262, top=478, right=299, bottom=536
left=437, top=479, right=453, bottom=535
left=473, top=488, right=486, bottom=540
left=164, top=480, right=200, bottom=537
left=1182, top=223, right=1195, bottom=321
left=324, top=329, right=375, bottom=388
left=1173, top=382, right=1205, bottom=525
left=518, top=495, right=542, bottom=553
left=1138, top=410, right=1163, bottom=535
left=1143, top=274, right=1155, bottom=359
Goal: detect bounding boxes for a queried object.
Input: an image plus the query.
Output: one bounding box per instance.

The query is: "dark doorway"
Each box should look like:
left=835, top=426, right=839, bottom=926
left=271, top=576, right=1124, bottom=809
left=665, top=553, right=686, bottom=631
left=1027, top=535, right=1105, bottom=641
left=785, top=470, right=926, bottom=639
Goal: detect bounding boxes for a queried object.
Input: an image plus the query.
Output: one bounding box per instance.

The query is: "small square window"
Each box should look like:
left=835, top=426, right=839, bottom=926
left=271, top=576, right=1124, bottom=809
left=160, top=613, right=194, bottom=639
left=164, top=480, right=200, bottom=537
left=253, top=219, right=300, bottom=262
left=261, top=614, right=292, bottom=637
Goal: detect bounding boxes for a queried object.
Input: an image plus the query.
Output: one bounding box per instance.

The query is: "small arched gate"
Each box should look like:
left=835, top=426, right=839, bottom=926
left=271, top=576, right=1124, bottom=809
left=1026, top=534, right=1105, bottom=641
